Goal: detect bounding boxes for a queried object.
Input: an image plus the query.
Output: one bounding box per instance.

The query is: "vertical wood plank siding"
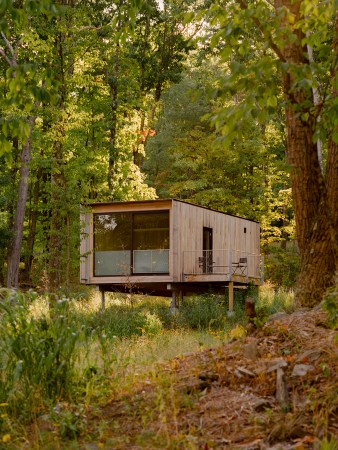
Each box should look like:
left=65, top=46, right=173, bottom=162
left=80, top=199, right=261, bottom=285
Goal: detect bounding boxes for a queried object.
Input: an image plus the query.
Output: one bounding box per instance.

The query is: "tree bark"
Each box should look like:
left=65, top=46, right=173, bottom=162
left=48, top=139, right=65, bottom=293
left=106, top=17, right=121, bottom=195
left=47, top=30, right=67, bottom=293
left=6, top=116, right=36, bottom=288
left=22, top=174, right=39, bottom=286
left=275, top=0, right=337, bottom=306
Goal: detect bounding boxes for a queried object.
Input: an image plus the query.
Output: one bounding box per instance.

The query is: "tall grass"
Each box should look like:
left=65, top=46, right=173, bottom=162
left=0, top=290, right=90, bottom=419
left=0, top=284, right=295, bottom=435
left=255, top=282, right=295, bottom=317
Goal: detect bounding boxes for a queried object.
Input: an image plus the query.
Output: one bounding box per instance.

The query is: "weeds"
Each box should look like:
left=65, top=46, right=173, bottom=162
left=254, top=282, right=295, bottom=324
left=323, top=285, right=338, bottom=329
left=0, top=284, right=298, bottom=446
left=0, top=290, right=88, bottom=419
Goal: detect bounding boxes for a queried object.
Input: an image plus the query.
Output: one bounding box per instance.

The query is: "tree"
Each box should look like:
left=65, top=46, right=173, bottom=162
left=145, top=58, right=292, bottom=227
left=0, top=2, right=58, bottom=288
left=1, top=0, right=169, bottom=290
left=201, top=0, right=337, bottom=306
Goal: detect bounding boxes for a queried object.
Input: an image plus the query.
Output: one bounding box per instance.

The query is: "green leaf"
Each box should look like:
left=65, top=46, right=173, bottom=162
left=0, top=138, right=13, bottom=156
left=267, top=96, right=277, bottom=107
left=220, top=47, right=232, bottom=61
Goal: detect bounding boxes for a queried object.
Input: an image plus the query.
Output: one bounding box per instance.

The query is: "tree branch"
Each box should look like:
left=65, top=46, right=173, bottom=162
left=1, top=32, right=17, bottom=67
left=0, top=47, right=13, bottom=66
left=237, top=0, right=287, bottom=63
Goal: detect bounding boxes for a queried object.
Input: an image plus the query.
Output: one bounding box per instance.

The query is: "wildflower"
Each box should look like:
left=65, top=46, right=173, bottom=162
left=2, top=434, right=11, bottom=443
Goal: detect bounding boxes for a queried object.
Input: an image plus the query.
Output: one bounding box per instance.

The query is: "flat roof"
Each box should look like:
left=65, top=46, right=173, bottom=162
left=82, top=198, right=259, bottom=224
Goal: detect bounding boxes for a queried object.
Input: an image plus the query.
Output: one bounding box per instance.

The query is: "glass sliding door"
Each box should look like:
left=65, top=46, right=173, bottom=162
left=94, top=213, right=132, bottom=276
left=133, top=212, right=169, bottom=274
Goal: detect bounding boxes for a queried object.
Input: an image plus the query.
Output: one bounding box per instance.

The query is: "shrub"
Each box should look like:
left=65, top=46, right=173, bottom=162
left=323, top=285, right=338, bottom=329
left=84, top=305, right=148, bottom=339
left=177, top=295, right=227, bottom=331
left=253, top=283, right=295, bottom=326
left=0, top=289, right=86, bottom=417
left=264, top=244, right=300, bottom=288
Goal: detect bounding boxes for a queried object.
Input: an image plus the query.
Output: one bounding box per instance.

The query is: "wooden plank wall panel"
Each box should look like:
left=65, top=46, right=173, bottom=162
left=171, top=200, right=179, bottom=281
left=92, top=199, right=172, bottom=214
left=82, top=199, right=261, bottom=285
left=176, top=201, right=235, bottom=277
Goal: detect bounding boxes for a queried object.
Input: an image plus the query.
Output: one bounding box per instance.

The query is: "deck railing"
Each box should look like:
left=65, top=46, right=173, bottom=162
left=183, top=249, right=262, bottom=280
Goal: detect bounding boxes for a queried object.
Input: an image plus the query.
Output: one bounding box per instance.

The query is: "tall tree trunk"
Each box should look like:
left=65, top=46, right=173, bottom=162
left=6, top=116, right=35, bottom=288
left=48, top=139, right=65, bottom=293
left=48, top=30, right=67, bottom=293
left=107, top=19, right=121, bottom=195
left=275, top=0, right=337, bottom=306
left=22, top=172, right=40, bottom=286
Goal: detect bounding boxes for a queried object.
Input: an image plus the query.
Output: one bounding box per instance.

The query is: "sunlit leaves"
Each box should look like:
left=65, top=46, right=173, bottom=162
left=198, top=0, right=337, bottom=149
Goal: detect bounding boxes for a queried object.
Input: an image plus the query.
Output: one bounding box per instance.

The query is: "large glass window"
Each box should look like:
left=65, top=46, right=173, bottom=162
left=93, top=211, right=169, bottom=276
left=133, top=212, right=169, bottom=274
left=94, top=213, right=132, bottom=276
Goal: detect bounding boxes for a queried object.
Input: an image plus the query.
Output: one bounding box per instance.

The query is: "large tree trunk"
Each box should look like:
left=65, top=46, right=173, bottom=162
left=47, top=30, right=67, bottom=293
left=6, top=116, right=35, bottom=288
left=106, top=18, right=121, bottom=195
left=48, top=139, right=65, bottom=293
left=22, top=166, right=42, bottom=286
left=276, top=0, right=337, bottom=306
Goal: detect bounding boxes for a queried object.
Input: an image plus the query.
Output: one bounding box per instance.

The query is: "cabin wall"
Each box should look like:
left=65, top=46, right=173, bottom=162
left=80, top=199, right=261, bottom=287
left=229, top=215, right=260, bottom=278
left=174, top=201, right=231, bottom=280
left=172, top=201, right=260, bottom=281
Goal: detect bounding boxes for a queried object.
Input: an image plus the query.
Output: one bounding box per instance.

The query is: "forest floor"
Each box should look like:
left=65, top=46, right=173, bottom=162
left=30, top=305, right=337, bottom=450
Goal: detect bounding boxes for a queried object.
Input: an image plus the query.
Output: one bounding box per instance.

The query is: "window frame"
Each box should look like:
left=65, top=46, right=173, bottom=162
left=93, top=210, right=170, bottom=277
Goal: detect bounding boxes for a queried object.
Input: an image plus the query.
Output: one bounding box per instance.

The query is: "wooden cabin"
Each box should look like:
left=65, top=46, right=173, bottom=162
left=80, top=199, right=263, bottom=310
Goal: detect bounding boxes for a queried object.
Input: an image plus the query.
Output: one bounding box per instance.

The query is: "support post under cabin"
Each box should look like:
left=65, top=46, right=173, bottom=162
left=170, top=286, right=181, bottom=310
left=100, top=288, right=105, bottom=311
left=228, top=281, right=234, bottom=313
left=170, top=290, right=177, bottom=309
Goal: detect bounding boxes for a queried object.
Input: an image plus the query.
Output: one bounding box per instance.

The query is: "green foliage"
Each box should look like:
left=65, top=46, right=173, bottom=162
left=177, top=295, right=228, bottom=331
left=200, top=0, right=337, bottom=145
left=145, top=63, right=294, bottom=273
left=0, top=0, right=197, bottom=290
left=0, top=289, right=86, bottom=417
left=264, top=244, right=300, bottom=288
left=254, top=283, right=295, bottom=324
left=86, top=305, right=151, bottom=339
left=47, top=402, right=87, bottom=440
left=323, top=285, right=338, bottom=330
left=319, top=437, right=338, bottom=450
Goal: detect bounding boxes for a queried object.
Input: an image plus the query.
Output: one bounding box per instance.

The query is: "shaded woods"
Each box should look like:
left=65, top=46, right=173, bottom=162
left=0, top=2, right=337, bottom=302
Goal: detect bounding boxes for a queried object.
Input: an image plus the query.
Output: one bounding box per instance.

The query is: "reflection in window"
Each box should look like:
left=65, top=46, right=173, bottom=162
left=133, top=212, right=169, bottom=274
left=93, top=211, right=169, bottom=276
left=94, top=213, right=132, bottom=276
left=94, top=213, right=132, bottom=251
left=133, top=213, right=169, bottom=250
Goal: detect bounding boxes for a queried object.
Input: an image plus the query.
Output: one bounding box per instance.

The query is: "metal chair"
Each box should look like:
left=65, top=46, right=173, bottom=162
left=232, top=257, right=247, bottom=275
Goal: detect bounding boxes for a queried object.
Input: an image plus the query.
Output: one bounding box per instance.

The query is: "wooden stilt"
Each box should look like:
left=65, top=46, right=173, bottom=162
left=170, top=290, right=177, bottom=309
left=101, top=289, right=105, bottom=311
left=228, top=281, right=234, bottom=312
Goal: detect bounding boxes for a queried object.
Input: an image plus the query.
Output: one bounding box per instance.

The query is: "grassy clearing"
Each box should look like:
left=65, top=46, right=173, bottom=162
left=0, top=284, right=297, bottom=447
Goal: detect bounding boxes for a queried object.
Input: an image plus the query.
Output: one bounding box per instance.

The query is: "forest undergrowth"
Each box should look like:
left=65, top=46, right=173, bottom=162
left=0, top=284, right=337, bottom=449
